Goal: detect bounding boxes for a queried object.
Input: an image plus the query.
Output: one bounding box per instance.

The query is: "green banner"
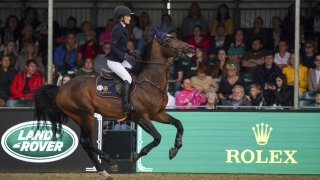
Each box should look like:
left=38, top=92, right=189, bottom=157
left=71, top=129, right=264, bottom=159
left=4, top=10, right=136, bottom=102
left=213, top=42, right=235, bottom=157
left=136, top=112, right=320, bottom=174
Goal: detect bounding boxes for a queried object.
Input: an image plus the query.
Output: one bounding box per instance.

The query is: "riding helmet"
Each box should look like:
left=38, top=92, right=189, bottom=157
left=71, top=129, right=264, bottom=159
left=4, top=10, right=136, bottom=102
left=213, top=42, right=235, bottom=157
left=113, top=5, right=134, bottom=20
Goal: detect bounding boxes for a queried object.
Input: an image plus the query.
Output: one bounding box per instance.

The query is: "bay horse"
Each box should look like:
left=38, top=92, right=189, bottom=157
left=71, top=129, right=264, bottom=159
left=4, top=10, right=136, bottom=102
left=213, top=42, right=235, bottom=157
left=33, top=31, right=194, bottom=179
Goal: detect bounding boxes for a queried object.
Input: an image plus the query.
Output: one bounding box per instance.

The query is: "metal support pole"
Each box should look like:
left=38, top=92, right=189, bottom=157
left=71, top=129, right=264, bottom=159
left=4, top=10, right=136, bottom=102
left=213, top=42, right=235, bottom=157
left=47, top=0, right=53, bottom=84
left=294, top=0, right=301, bottom=109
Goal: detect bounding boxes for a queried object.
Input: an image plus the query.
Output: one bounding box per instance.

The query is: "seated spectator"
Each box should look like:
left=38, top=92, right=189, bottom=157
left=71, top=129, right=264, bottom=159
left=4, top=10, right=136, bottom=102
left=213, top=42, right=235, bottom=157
left=254, top=50, right=282, bottom=90
left=94, top=42, right=111, bottom=75
left=127, top=39, right=140, bottom=56
left=308, top=53, right=320, bottom=92
left=15, top=42, right=44, bottom=75
left=249, top=83, right=265, bottom=107
left=203, top=92, right=218, bottom=109
left=139, top=11, right=152, bottom=31
left=210, top=24, right=232, bottom=56
left=186, top=46, right=211, bottom=78
left=245, top=16, right=272, bottom=50
left=0, top=40, right=18, bottom=68
left=217, top=63, right=244, bottom=100
left=0, top=15, right=20, bottom=44
left=264, top=74, right=294, bottom=106
left=46, top=64, right=62, bottom=85
left=315, top=90, right=320, bottom=107
left=227, top=29, right=246, bottom=64
left=62, top=16, right=80, bottom=36
left=221, top=85, right=251, bottom=108
left=181, top=2, right=208, bottom=38
left=159, top=14, right=175, bottom=33
left=186, top=25, right=211, bottom=57
left=7, top=59, right=43, bottom=107
left=168, top=56, right=184, bottom=94
left=76, top=21, right=92, bottom=47
left=127, top=15, right=143, bottom=48
left=77, top=30, right=102, bottom=65
left=75, top=58, right=98, bottom=77
left=282, top=53, right=308, bottom=94
left=54, top=32, right=78, bottom=74
left=18, top=7, right=40, bottom=31
left=99, top=18, right=115, bottom=46
left=175, top=78, right=206, bottom=109
left=16, top=24, right=39, bottom=55
left=274, top=40, right=290, bottom=69
left=210, top=4, right=234, bottom=36
left=166, top=90, right=176, bottom=109
left=0, top=55, right=18, bottom=105
left=241, top=37, right=265, bottom=74
left=307, top=2, right=320, bottom=52
left=271, top=16, right=283, bottom=49
left=57, top=74, right=72, bottom=86
left=191, top=63, right=219, bottom=94
left=301, top=40, right=316, bottom=69
left=211, top=48, right=228, bottom=80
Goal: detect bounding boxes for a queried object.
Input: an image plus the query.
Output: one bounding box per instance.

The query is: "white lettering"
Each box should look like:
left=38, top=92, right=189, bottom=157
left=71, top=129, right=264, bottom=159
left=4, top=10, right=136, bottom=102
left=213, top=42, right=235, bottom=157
left=20, top=141, right=30, bottom=151
left=284, top=150, right=298, bottom=164
left=18, top=130, right=26, bottom=140
left=29, top=142, right=39, bottom=151
left=270, top=150, right=282, bottom=163
left=241, top=149, right=255, bottom=163
left=39, top=141, right=49, bottom=151
left=226, top=150, right=240, bottom=163
left=256, top=150, right=268, bottom=163
left=54, top=142, right=63, bottom=151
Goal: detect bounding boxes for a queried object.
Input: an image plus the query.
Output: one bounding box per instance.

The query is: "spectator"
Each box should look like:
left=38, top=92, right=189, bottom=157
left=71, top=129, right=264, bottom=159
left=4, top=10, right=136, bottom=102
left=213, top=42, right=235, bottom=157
left=75, top=58, right=98, bottom=77
left=181, top=2, right=208, bottom=39
left=202, top=92, right=218, bottom=109
left=45, top=64, right=62, bottom=85
left=76, top=21, right=92, bottom=47
left=315, top=90, right=320, bottom=107
left=246, top=16, right=272, bottom=50
left=16, top=24, right=39, bottom=55
left=271, top=16, right=283, bottom=50
left=139, top=12, right=151, bottom=31
left=191, top=63, right=219, bottom=95
left=0, top=55, right=17, bottom=105
left=307, top=2, right=320, bottom=52
left=227, top=29, right=246, bottom=64
left=301, top=40, right=316, bottom=69
left=127, top=15, right=143, bottom=49
left=166, top=90, right=176, bottom=109
left=0, top=15, right=20, bottom=44
left=62, top=16, right=80, bottom=36
left=221, top=85, right=251, bottom=108
left=127, top=38, right=140, bottom=55
left=282, top=4, right=307, bottom=48
left=274, top=40, right=290, bottom=69
left=186, top=46, right=211, bottom=78
left=249, top=83, right=265, bottom=107
left=15, top=42, right=44, bottom=75
left=159, top=14, right=175, bottom=33
left=54, top=32, right=78, bottom=74
left=186, top=25, right=211, bottom=57
left=264, top=74, right=293, bottom=106
left=168, top=56, right=184, bottom=94
left=0, top=40, right=18, bottom=68
left=94, top=42, right=111, bottom=75
left=77, top=30, right=102, bottom=65
left=210, top=24, right=232, bottom=56
left=253, top=50, right=282, bottom=90
left=217, top=63, right=244, bottom=100
left=58, top=74, right=72, bottom=86
left=175, top=78, right=206, bottom=109
left=307, top=53, right=320, bottom=92
left=211, top=48, right=228, bottom=80
left=99, top=18, right=115, bottom=46
left=282, top=53, right=308, bottom=94
left=7, top=59, right=43, bottom=107
left=210, top=4, right=234, bottom=36
left=241, top=37, right=265, bottom=74
left=19, top=7, right=40, bottom=31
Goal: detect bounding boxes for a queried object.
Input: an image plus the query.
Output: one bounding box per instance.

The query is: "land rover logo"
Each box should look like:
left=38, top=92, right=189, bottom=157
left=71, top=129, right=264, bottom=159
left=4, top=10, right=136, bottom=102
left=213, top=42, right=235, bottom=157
left=1, top=121, right=79, bottom=163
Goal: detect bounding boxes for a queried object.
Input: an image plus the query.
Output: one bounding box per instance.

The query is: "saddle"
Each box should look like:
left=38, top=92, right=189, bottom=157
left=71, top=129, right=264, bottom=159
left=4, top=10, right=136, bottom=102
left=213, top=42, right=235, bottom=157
left=96, top=66, right=136, bottom=98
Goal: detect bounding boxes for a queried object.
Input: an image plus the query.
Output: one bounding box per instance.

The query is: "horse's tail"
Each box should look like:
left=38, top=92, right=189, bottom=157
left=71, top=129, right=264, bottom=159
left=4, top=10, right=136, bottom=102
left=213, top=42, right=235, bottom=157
left=33, top=84, right=68, bottom=137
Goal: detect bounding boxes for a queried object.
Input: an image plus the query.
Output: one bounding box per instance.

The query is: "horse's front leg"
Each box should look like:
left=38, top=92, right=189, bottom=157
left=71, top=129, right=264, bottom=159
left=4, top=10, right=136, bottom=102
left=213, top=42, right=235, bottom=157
left=133, top=115, right=161, bottom=161
left=152, top=111, right=183, bottom=160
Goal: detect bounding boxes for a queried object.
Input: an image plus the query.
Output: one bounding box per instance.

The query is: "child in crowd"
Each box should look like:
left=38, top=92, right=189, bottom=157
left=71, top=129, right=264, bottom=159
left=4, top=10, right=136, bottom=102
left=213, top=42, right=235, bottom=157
left=249, top=83, right=265, bottom=107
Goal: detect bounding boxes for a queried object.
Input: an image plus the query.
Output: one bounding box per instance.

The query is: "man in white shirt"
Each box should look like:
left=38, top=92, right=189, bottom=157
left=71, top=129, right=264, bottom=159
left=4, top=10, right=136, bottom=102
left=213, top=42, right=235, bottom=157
left=274, top=40, right=290, bottom=69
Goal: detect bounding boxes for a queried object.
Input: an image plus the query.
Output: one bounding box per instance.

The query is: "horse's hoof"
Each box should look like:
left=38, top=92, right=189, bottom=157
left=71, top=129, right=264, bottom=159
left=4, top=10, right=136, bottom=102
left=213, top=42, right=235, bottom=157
left=132, top=152, right=139, bottom=162
left=99, top=170, right=112, bottom=180
left=169, top=147, right=179, bottom=160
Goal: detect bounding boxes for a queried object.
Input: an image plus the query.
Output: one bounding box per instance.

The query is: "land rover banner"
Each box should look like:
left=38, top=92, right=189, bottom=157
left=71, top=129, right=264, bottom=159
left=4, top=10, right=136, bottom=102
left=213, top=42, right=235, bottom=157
left=136, top=111, right=320, bottom=174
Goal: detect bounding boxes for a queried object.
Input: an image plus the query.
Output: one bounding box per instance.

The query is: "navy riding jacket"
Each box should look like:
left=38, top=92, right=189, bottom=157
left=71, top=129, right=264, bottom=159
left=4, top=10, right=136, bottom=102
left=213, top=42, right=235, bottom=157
left=107, top=22, right=129, bottom=63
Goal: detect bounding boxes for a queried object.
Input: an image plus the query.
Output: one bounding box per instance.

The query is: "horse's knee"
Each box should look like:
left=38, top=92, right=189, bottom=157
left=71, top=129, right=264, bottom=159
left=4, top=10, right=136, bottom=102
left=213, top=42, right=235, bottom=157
left=154, top=134, right=161, bottom=146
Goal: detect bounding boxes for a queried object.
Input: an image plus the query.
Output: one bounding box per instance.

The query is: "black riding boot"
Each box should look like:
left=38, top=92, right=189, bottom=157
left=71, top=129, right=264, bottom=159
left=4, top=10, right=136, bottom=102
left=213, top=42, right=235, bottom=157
left=122, top=80, right=133, bottom=113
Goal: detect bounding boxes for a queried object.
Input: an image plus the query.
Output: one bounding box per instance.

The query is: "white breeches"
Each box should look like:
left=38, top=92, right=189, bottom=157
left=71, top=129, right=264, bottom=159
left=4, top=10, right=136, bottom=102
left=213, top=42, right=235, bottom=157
left=107, top=60, right=133, bottom=83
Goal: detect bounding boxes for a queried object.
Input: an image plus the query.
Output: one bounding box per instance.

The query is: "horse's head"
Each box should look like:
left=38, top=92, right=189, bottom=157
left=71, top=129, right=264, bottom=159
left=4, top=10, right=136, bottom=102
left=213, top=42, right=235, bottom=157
left=155, top=33, right=195, bottom=60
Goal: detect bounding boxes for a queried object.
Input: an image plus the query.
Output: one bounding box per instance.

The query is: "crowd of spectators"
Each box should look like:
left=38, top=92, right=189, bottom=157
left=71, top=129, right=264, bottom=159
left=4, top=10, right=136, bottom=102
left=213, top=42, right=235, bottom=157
left=0, top=2, right=320, bottom=109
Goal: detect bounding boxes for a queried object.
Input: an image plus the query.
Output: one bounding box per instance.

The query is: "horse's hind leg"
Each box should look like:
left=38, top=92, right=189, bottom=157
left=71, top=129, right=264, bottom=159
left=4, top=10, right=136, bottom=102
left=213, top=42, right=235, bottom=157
left=78, top=113, right=113, bottom=179
left=153, top=112, right=183, bottom=160
left=133, top=115, right=161, bottom=161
